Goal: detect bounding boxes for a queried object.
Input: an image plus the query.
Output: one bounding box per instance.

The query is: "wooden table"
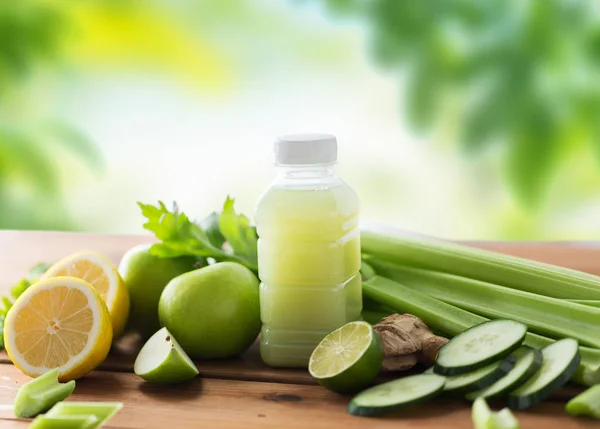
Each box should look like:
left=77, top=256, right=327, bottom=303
left=0, top=231, right=599, bottom=428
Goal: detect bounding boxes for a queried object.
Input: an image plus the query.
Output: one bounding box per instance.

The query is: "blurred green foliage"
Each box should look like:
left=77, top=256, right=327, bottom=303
left=3, top=0, right=600, bottom=234
left=319, top=0, right=600, bottom=210
left=0, top=121, right=103, bottom=230
left=0, top=1, right=103, bottom=230
left=0, top=1, right=67, bottom=94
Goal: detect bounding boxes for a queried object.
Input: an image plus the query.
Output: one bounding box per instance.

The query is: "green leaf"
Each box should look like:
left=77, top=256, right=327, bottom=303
left=1, top=296, right=11, bottom=313
left=10, top=279, right=29, bottom=300
left=138, top=200, right=258, bottom=273
left=200, top=211, right=226, bottom=248
left=138, top=201, right=212, bottom=248
left=26, top=262, right=51, bottom=282
left=218, top=196, right=258, bottom=263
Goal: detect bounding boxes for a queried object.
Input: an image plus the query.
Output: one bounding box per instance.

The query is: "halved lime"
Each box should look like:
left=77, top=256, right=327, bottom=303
left=308, top=321, right=382, bottom=394
left=134, top=327, right=199, bottom=384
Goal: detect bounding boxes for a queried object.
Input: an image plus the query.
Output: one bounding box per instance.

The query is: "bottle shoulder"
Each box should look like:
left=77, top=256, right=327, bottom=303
left=254, top=178, right=360, bottom=223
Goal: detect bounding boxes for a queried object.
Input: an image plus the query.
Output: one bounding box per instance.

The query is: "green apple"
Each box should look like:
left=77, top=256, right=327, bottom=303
left=158, top=262, right=260, bottom=360
left=119, top=244, right=200, bottom=338
left=134, top=327, right=199, bottom=384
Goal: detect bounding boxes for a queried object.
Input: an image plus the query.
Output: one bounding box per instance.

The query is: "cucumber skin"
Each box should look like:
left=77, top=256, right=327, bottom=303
left=434, top=321, right=527, bottom=376
left=466, top=347, right=543, bottom=401
left=445, top=355, right=517, bottom=394
left=507, top=351, right=581, bottom=410
left=347, top=375, right=445, bottom=417
left=347, top=386, right=444, bottom=417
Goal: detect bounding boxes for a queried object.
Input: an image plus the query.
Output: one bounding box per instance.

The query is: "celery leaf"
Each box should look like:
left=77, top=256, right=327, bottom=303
left=218, top=196, right=258, bottom=263
left=138, top=199, right=258, bottom=273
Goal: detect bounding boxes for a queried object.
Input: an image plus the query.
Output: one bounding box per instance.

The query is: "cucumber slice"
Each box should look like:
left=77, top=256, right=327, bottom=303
left=348, top=373, right=445, bottom=417
left=434, top=320, right=527, bottom=376
left=466, top=346, right=543, bottom=401
left=507, top=338, right=580, bottom=410
left=444, top=354, right=516, bottom=394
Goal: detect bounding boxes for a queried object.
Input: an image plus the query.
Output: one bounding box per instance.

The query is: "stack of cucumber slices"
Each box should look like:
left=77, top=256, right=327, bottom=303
left=309, top=319, right=582, bottom=418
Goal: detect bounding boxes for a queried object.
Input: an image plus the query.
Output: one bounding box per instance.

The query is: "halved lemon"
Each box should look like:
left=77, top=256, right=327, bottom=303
left=41, top=251, right=130, bottom=338
left=3, top=277, right=113, bottom=381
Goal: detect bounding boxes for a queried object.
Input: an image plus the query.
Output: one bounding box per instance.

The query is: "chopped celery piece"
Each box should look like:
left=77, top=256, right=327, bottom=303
left=472, top=397, right=520, bottom=429
left=46, top=402, right=123, bottom=427
left=362, top=275, right=600, bottom=386
left=29, top=415, right=98, bottom=429
left=361, top=227, right=600, bottom=299
left=565, top=385, right=600, bottom=419
left=13, top=369, right=76, bottom=418
left=369, top=261, right=600, bottom=348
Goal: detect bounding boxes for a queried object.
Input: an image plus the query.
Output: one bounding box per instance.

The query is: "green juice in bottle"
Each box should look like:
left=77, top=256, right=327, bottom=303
left=254, top=134, right=362, bottom=367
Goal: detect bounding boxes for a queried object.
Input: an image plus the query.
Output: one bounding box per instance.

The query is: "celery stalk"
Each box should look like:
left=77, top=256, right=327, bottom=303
left=566, top=385, right=600, bottom=419
left=361, top=308, right=393, bottom=325
left=29, top=415, right=98, bottom=429
left=368, top=260, right=600, bottom=348
left=46, top=402, right=123, bottom=427
left=362, top=275, right=600, bottom=386
left=472, top=397, right=521, bottom=429
left=361, top=226, right=600, bottom=300
left=568, top=300, right=600, bottom=308
left=13, top=369, right=76, bottom=418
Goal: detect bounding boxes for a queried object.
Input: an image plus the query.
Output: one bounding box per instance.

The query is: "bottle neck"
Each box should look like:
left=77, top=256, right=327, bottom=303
left=272, top=163, right=340, bottom=189
left=275, top=163, right=336, bottom=180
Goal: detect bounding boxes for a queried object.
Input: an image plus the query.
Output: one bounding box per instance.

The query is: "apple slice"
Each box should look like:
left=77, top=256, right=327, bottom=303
left=134, top=327, right=199, bottom=384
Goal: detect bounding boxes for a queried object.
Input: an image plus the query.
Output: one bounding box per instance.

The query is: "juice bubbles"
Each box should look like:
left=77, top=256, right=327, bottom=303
left=254, top=134, right=362, bottom=367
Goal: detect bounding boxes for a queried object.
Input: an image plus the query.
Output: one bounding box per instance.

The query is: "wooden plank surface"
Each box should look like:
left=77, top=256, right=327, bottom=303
left=0, top=342, right=319, bottom=386
left=1, top=230, right=600, bottom=428
left=0, top=365, right=597, bottom=429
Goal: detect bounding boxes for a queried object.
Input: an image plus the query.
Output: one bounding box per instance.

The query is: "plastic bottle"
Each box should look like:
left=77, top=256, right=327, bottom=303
left=254, top=133, right=362, bottom=367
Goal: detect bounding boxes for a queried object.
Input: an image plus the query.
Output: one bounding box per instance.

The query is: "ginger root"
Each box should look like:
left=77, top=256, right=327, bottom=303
left=373, top=313, right=449, bottom=372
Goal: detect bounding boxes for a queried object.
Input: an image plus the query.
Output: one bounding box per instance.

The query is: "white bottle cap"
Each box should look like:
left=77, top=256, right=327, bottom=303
left=274, top=133, right=338, bottom=165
